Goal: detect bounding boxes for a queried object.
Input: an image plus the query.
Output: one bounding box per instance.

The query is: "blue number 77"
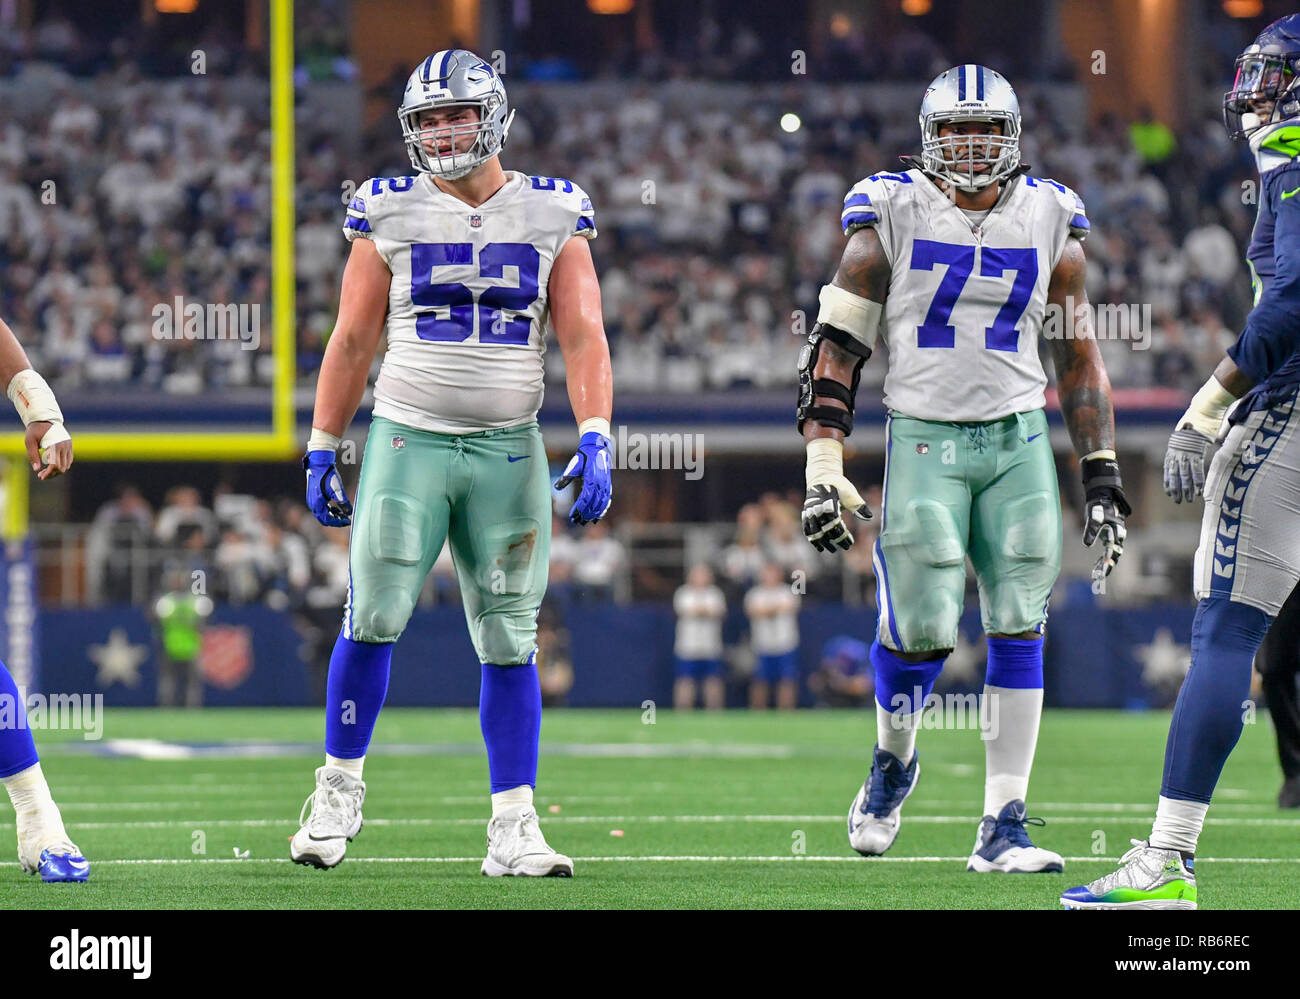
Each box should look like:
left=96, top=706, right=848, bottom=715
left=909, top=239, right=1038, bottom=352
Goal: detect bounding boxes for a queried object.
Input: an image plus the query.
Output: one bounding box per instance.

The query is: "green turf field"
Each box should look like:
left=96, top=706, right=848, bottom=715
left=0, top=707, right=1294, bottom=909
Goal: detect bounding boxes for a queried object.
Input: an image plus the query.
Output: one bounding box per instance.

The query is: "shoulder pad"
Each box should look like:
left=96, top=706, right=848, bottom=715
left=1258, top=125, right=1300, bottom=168
left=530, top=175, right=596, bottom=240
left=1026, top=175, right=1088, bottom=241
left=840, top=170, right=914, bottom=235
left=343, top=176, right=418, bottom=241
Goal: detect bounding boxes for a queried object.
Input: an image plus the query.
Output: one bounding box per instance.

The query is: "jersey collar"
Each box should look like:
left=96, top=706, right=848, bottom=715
left=420, top=169, right=526, bottom=211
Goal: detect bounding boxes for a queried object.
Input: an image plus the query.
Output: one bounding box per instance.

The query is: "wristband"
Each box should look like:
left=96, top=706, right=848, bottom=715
left=578, top=416, right=611, bottom=442
left=308, top=428, right=341, bottom=452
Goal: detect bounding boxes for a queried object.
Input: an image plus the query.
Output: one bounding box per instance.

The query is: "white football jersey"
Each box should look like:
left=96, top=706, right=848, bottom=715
left=840, top=168, right=1088, bottom=422
left=344, top=171, right=596, bottom=434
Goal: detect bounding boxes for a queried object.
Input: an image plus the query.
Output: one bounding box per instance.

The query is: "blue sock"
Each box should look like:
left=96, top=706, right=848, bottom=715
left=1161, top=597, right=1271, bottom=804
left=480, top=656, right=541, bottom=793
left=324, top=634, right=393, bottom=759
left=985, top=636, right=1043, bottom=689
left=0, top=658, right=37, bottom=779
left=870, top=640, right=944, bottom=714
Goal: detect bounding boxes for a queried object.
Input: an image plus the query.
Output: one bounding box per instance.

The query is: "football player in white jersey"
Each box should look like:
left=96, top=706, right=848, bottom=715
left=291, top=50, right=613, bottom=877
left=798, top=65, right=1129, bottom=872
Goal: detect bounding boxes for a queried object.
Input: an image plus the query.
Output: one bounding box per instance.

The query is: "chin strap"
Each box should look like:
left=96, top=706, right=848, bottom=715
left=900, top=154, right=1032, bottom=190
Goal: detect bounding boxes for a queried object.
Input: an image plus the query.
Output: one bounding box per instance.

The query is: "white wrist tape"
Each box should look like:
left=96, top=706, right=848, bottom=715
left=806, top=437, right=846, bottom=484
left=1178, top=378, right=1237, bottom=440
left=1082, top=449, right=1116, bottom=462
left=308, top=428, right=342, bottom=452
left=816, top=283, right=883, bottom=349
left=578, top=416, right=611, bottom=441
left=8, top=369, right=69, bottom=453
left=805, top=437, right=867, bottom=510
left=8, top=369, right=62, bottom=427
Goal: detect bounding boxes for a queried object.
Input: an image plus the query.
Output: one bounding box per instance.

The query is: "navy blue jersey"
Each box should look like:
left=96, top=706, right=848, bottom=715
left=1230, top=150, right=1300, bottom=417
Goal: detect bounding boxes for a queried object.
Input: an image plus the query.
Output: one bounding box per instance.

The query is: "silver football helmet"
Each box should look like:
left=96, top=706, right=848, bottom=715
left=398, top=49, right=514, bottom=180
left=919, top=65, right=1021, bottom=192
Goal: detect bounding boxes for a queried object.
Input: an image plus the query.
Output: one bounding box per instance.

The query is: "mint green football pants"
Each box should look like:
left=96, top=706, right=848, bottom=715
left=343, top=416, right=551, bottom=664
left=872, top=409, right=1062, bottom=654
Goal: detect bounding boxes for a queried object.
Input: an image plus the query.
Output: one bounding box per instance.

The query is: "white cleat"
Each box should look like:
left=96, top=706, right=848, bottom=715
left=966, top=799, right=1064, bottom=873
left=290, top=766, right=365, bottom=870
left=481, top=806, right=574, bottom=877
left=847, top=746, right=920, bottom=857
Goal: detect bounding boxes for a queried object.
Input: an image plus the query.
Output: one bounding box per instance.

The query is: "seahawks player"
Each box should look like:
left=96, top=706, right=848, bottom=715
left=291, top=50, right=612, bottom=877
left=799, top=66, right=1128, bottom=872
left=0, top=316, right=87, bottom=882
left=1063, top=14, right=1300, bottom=909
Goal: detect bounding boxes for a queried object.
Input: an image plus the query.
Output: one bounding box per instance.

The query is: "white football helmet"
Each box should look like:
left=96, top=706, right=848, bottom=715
left=398, top=49, right=514, bottom=180
left=919, top=64, right=1021, bottom=192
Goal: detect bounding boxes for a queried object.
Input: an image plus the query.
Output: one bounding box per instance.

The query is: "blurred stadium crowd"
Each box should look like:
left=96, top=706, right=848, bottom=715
left=78, top=478, right=872, bottom=609
left=0, top=14, right=1261, bottom=400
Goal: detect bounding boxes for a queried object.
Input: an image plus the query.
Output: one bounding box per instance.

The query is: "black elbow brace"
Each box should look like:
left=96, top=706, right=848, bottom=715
left=796, top=323, right=871, bottom=436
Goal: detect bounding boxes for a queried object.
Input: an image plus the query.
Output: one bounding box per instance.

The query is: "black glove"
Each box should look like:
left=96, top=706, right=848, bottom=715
left=802, top=482, right=872, bottom=553
left=1081, top=455, right=1131, bottom=580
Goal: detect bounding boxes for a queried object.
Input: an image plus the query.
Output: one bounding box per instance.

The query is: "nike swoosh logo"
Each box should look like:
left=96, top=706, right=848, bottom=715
left=507, top=454, right=529, bottom=462
left=1027, top=433, right=1043, bottom=442
left=1283, top=186, right=1300, bottom=200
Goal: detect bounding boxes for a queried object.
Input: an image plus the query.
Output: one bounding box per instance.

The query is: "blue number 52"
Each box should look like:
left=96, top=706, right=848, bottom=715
left=909, top=239, right=1038, bottom=352
left=410, top=242, right=540, bottom=344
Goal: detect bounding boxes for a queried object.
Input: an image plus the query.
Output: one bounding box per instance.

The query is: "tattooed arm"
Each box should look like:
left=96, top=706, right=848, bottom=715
left=1046, top=236, right=1130, bottom=578
left=1045, top=237, right=1114, bottom=457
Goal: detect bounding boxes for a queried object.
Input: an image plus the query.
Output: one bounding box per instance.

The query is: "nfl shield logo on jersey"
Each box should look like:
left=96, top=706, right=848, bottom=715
left=916, top=443, right=929, bottom=454
left=469, top=214, right=482, bottom=227
left=391, top=435, right=406, bottom=450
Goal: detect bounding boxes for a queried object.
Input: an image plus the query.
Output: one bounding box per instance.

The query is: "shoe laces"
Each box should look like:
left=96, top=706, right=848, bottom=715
left=865, top=756, right=912, bottom=816
left=496, top=807, right=549, bottom=851
left=1087, top=839, right=1168, bottom=894
left=996, top=810, right=1046, bottom=850
left=299, top=783, right=360, bottom=832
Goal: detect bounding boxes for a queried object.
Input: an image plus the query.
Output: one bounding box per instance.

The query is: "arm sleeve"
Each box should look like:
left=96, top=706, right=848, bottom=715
left=1228, top=171, right=1300, bottom=383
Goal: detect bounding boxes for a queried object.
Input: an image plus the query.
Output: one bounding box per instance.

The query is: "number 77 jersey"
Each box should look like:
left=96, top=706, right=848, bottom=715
left=841, top=168, right=1088, bottom=422
left=343, top=172, right=597, bottom=435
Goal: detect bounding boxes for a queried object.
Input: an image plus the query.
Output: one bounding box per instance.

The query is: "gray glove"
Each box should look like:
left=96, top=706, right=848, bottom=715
left=1163, top=427, right=1214, bottom=504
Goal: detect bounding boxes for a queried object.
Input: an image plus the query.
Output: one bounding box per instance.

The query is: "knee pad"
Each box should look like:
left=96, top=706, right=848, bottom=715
left=347, top=585, right=416, bottom=643
left=473, top=610, right=537, bottom=666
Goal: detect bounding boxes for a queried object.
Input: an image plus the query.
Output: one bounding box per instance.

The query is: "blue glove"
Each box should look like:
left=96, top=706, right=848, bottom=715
left=303, top=450, right=353, bottom=527
left=554, top=431, right=612, bottom=525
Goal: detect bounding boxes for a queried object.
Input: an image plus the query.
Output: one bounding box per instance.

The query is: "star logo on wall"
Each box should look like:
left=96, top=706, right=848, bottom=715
left=1134, top=628, right=1191, bottom=688
left=88, top=628, right=148, bottom=688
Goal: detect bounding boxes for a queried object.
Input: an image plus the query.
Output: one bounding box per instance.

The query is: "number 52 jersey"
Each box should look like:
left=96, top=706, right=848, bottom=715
left=841, top=168, right=1088, bottom=423
left=343, top=171, right=596, bottom=434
